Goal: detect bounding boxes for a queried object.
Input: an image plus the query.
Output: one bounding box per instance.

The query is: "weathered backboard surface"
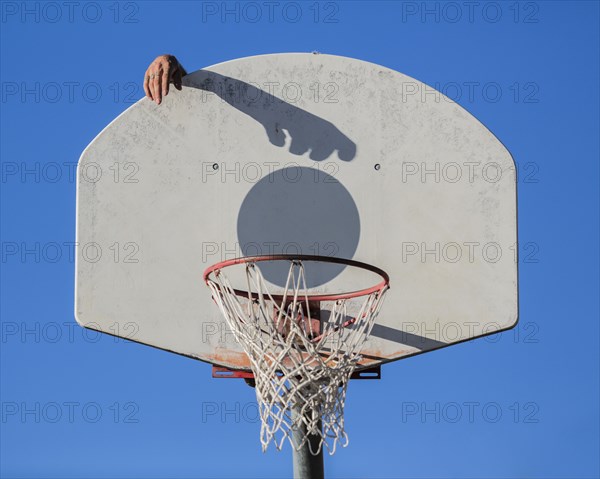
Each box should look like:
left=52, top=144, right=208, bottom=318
left=75, top=53, right=518, bottom=370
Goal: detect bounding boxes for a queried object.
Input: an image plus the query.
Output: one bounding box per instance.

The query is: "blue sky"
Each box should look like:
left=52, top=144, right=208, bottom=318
left=1, top=1, right=599, bottom=478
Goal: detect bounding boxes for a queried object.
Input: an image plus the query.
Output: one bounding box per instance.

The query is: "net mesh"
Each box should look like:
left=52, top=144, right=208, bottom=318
left=206, top=258, right=388, bottom=455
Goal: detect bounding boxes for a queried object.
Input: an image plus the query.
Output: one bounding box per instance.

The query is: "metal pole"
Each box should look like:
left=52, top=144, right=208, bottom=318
left=292, top=407, right=324, bottom=479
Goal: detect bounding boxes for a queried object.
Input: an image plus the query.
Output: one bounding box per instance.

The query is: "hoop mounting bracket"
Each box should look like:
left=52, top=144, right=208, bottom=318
left=212, top=365, right=381, bottom=380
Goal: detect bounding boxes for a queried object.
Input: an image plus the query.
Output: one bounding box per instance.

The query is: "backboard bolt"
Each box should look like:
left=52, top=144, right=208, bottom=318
left=212, top=163, right=219, bottom=170
left=374, top=164, right=381, bottom=171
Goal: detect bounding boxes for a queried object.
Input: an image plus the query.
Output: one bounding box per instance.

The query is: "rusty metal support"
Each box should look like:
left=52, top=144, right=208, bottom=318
left=212, top=364, right=381, bottom=380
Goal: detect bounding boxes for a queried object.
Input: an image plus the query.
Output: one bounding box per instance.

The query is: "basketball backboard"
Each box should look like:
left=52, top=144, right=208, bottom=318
left=75, top=53, right=518, bottom=371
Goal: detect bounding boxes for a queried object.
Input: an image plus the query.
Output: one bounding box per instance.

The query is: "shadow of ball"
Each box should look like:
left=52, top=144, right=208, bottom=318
left=237, top=166, right=360, bottom=288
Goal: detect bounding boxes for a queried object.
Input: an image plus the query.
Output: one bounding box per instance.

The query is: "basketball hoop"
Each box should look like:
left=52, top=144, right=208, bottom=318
left=203, top=255, right=389, bottom=455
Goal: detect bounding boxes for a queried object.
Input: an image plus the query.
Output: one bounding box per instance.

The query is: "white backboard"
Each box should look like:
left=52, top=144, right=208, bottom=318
left=75, top=53, right=518, bottom=370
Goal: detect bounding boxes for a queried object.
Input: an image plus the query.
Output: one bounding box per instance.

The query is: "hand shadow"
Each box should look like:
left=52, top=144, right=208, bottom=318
left=183, top=70, right=357, bottom=163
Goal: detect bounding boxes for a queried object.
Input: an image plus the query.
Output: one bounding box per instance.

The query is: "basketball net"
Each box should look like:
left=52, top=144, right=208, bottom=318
left=205, top=257, right=388, bottom=455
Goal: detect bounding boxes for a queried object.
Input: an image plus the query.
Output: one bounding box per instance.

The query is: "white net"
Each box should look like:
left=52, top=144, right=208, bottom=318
left=206, top=258, right=388, bottom=455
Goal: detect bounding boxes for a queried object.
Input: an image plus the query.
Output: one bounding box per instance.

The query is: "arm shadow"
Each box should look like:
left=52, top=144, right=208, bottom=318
left=183, top=70, right=357, bottom=163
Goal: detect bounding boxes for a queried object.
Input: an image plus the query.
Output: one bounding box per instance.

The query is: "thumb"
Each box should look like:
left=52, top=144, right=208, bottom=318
left=172, top=69, right=183, bottom=90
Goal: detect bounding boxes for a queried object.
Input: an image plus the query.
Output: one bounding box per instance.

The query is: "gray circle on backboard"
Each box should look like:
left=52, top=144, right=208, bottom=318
left=237, top=166, right=360, bottom=288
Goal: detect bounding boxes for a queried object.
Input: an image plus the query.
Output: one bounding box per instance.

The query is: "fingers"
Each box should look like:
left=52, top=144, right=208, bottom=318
left=161, top=64, right=170, bottom=98
left=144, top=55, right=184, bottom=104
left=143, top=69, right=153, bottom=101
left=151, top=72, right=161, bottom=104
